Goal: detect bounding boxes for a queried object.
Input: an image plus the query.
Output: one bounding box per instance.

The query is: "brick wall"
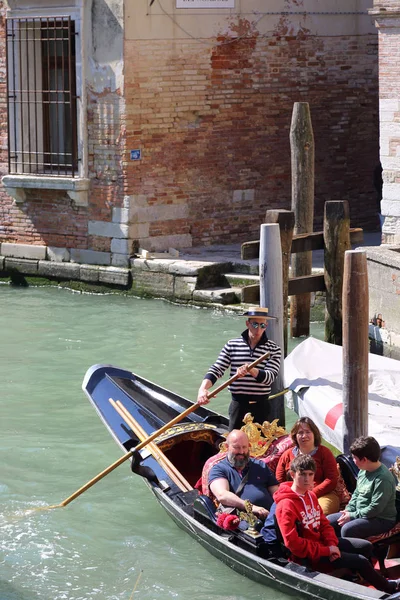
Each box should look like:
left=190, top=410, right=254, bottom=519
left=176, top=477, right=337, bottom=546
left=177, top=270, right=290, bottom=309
left=0, top=7, right=380, bottom=253
left=125, top=30, right=379, bottom=248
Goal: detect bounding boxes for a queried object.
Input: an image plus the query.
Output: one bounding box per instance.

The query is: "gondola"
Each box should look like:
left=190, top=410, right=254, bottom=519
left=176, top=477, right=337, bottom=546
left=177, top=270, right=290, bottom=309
left=82, top=364, right=400, bottom=600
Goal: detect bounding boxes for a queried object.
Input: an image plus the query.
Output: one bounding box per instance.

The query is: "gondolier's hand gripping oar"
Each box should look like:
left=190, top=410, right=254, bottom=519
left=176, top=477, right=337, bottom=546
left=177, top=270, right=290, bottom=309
left=37, top=353, right=269, bottom=511
left=198, top=351, right=270, bottom=404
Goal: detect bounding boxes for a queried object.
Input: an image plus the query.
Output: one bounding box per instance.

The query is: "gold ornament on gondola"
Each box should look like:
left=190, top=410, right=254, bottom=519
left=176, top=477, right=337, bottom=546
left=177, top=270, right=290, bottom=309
left=389, top=456, right=400, bottom=491
left=219, top=413, right=287, bottom=457
left=239, top=499, right=259, bottom=537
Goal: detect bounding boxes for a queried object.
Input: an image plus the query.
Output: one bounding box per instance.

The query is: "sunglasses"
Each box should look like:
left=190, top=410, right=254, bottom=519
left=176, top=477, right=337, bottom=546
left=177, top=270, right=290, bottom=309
left=249, top=322, right=267, bottom=330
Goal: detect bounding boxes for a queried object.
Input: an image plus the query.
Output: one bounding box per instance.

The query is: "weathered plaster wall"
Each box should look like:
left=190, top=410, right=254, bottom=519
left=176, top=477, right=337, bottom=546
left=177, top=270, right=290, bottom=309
left=85, top=0, right=130, bottom=264
left=370, top=2, right=400, bottom=245
left=0, top=0, right=131, bottom=265
left=366, top=245, right=400, bottom=357
left=124, top=0, right=380, bottom=250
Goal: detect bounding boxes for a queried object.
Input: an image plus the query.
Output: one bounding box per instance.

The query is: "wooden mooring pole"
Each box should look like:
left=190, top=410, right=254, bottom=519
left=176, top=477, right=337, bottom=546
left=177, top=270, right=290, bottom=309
left=259, top=223, right=285, bottom=426
left=324, top=201, right=351, bottom=345
left=290, top=102, right=315, bottom=338
left=265, top=209, right=295, bottom=357
left=342, top=249, right=369, bottom=454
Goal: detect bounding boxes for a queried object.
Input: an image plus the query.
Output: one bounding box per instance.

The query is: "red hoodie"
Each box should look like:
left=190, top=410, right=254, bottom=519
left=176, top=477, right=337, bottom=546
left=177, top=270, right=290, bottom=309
left=274, top=482, right=338, bottom=564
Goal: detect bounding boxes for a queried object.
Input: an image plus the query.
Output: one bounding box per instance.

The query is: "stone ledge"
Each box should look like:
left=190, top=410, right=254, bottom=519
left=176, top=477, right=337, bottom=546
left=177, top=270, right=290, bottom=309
left=38, top=261, right=80, bottom=279
left=5, top=257, right=38, bottom=274
left=174, top=276, right=197, bottom=300
left=1, top=242, right=46, bottom=260
left=1, top=175, right=90, bottom=207
left=70, top=249, right=111, bottom=266
left=48, top=247, right=70, bottom=262
left=131, top=270, right=174, bottom=298
left=98, top=267, right=130, bottom=286
left=363, top=245, right=400, bottom=268
left=80, top=266, right=100, bottom=283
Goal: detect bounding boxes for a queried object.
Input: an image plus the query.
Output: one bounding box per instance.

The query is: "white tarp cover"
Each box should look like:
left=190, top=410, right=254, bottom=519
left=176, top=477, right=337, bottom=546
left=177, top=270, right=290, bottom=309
left=284, top=337, right=400, bottom=452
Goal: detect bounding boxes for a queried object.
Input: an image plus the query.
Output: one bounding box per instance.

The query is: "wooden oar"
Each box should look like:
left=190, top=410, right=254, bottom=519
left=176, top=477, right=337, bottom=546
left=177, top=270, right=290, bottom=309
left=43, top=402, right=199, bottom=510
left=269, top=387, right=289, bottom=400
left=110, top=398, right=192, bottom=491
left=207, top=351, right=270, bottom=399
left=114, top=399, right=192, bottom=491
left=38, top=351, right=270, bottom=510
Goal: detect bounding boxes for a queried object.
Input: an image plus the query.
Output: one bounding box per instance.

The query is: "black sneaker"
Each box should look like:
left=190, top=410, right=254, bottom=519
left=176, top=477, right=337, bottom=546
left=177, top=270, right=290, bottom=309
left=388, top=579, right=400, bottom=594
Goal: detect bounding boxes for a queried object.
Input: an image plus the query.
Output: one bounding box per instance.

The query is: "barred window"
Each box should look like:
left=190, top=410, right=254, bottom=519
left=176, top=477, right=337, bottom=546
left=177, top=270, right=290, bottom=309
left=6, top=17, right=78, bottom=176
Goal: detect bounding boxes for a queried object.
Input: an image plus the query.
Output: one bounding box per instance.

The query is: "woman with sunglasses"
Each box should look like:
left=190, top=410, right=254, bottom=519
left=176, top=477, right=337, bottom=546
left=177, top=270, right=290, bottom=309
left=275, top=416, right=340, bottom=515
left=197, top=306, right=282, bottom=431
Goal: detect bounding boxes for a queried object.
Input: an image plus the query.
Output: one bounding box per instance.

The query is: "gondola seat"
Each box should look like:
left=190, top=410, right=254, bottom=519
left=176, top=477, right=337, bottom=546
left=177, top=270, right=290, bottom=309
left=193, top=494, right=217, bottom=523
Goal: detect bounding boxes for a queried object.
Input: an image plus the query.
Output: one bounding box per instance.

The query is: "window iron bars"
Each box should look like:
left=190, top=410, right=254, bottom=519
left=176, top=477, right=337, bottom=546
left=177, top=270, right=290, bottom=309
left=6, top=16, right=78, bottom=177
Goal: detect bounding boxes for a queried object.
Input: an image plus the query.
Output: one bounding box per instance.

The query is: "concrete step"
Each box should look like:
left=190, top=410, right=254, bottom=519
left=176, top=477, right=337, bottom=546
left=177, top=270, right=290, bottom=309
left=230, top=260, right=259, bottom=275
left=225, top=272, right=260, bottom=287
left=192, top=286, right=242, bottom=305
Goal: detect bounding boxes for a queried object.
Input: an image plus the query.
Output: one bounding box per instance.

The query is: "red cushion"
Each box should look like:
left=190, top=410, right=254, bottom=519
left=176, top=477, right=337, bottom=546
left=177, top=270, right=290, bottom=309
left=200, top=452, right=227, bottom=499
left=367, top=521, right=400, bottom=544
left=260, top=434, right=294, bottom=474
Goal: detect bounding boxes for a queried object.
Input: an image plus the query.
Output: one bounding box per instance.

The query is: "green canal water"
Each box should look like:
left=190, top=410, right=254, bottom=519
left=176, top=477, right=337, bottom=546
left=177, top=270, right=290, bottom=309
left=0, top=286, right=324, bottom=600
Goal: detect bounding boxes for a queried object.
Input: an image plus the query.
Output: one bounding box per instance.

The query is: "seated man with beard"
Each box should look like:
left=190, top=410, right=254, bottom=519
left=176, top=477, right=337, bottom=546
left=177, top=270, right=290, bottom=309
left=208, top=429, right=279, bottom=520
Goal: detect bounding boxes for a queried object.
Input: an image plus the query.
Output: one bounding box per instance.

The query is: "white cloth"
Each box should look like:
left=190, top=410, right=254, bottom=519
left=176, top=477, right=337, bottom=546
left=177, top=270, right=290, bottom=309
left=284, top=337, right=400, bottom=452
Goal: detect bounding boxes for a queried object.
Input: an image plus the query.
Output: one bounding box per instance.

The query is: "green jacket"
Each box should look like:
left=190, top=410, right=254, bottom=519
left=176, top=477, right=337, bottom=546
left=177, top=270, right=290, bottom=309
left=347, top=463, right=397, bottom=521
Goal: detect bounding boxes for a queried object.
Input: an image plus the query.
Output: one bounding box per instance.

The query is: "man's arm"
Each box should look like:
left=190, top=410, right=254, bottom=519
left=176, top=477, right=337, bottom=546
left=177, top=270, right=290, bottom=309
left=268, top=484, right=279, bottom=497
left=319, top=512, right=340, bottom=547
left=197, top=378, right=213, bottom=405
left=197, top=343, right=233, bottom=405
left=210, top=478, right=270, bottom=520
left=344, top=483, right=359, bottom=514
left=254, top=345, right=281, bottom=386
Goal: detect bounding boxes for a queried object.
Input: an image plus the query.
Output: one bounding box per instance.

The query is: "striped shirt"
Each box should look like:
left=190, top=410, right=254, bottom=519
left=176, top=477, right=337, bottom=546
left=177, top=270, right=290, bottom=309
left=204, top=330, right=281, bottom=396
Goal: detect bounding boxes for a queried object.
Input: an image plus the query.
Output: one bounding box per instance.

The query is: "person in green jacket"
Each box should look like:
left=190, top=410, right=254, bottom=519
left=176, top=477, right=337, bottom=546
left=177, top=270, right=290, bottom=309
left=327, top=436, right=397, bottom=538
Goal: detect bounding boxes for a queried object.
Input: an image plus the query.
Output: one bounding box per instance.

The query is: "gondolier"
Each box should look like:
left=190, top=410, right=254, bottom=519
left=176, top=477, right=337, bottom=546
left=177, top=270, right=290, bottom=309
left=197, top=307, right=281, bottom=430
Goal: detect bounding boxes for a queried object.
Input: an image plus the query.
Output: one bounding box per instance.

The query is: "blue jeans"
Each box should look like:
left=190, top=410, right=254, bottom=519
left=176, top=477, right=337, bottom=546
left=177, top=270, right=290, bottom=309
left=327, top=512, right=396, bottom=539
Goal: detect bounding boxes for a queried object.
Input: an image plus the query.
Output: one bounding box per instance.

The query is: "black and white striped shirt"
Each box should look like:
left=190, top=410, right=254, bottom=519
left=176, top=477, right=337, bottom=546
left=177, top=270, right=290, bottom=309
left=204, top=330, right=281, bottom=396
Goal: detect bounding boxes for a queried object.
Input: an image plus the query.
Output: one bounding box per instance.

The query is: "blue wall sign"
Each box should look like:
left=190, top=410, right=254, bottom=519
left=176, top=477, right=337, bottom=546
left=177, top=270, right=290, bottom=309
left=130, top=149, right=141, bottom=161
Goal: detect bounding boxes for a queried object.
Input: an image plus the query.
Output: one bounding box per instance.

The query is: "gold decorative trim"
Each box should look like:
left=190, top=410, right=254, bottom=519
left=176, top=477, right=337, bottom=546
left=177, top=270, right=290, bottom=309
left=389, top=456, right=400, bottom=491
left=219, top=413, right=287, bottom=457
left=154, top=421, right=218, bottom=444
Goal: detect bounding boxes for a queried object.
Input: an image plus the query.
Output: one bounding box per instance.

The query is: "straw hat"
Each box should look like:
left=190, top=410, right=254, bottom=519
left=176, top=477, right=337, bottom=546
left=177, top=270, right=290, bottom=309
left=242, top=306, right=271, bottom=318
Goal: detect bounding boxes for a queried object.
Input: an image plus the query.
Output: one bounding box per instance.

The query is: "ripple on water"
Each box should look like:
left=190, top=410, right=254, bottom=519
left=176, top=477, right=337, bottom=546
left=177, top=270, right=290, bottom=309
left=0, top=288, right=321, bottom=600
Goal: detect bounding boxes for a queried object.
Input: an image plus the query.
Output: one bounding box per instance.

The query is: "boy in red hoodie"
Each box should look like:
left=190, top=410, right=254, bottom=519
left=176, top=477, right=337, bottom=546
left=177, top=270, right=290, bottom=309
left=274, top=454, right=400, bottom=594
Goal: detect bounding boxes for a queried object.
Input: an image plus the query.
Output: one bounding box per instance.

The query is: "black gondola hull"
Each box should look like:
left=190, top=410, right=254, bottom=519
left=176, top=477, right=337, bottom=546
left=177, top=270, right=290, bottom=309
left=82, top=364, right=399, bottom=600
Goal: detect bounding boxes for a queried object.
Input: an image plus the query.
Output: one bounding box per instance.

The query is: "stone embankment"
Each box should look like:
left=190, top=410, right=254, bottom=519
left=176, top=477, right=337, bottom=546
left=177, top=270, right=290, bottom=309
left=0, top=241, right=326, bottom=319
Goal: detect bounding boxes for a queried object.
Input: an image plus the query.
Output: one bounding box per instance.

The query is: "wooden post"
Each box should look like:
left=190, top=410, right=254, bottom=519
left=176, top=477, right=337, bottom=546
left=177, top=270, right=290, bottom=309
left=342, top=250, right=369, bottom=454
left=324, top=201, right=351, bottom=345
left=259, top=223, right=285, bottom=427
left=265, top=209, right=295, bottom=357
left=290, top=102, right=315, bottom=338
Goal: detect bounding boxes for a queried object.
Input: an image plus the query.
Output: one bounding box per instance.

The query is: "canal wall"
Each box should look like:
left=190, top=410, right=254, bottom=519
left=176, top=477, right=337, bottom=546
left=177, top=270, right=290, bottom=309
left=0, top=241, right=325, bottom=318
left=2, top=239, right=399, bottom=360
